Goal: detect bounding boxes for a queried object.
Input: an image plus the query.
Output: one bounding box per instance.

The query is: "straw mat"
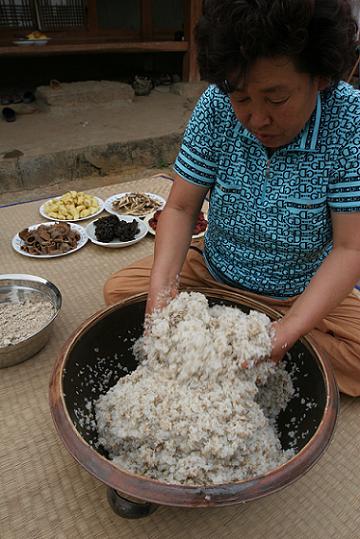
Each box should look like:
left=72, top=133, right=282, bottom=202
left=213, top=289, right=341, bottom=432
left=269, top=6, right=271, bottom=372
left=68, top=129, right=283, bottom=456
left=1, top=175, right=359, bottom=539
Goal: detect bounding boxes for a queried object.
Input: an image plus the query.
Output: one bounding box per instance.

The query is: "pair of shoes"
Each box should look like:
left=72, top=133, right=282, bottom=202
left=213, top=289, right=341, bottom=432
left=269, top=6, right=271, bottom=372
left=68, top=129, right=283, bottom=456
left=1, top=96, right=14, bottom=105
left=2, top=107, right=16, bottom=122
left=0, top=94, right=22, bottom=104
left=132, top=76, right=154, bottom=96
left=0, top=91, right=35, bottom=105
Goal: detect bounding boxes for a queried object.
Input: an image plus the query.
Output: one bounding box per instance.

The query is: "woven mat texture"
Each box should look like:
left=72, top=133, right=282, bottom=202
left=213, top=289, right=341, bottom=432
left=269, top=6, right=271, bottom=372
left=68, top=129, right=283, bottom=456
left=0, top=175, right=359, bottom=539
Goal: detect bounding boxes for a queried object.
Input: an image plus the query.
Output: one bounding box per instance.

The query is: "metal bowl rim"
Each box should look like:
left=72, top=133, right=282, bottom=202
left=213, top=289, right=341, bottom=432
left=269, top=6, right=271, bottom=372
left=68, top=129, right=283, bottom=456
left=0, top=273, right=62, bottom=353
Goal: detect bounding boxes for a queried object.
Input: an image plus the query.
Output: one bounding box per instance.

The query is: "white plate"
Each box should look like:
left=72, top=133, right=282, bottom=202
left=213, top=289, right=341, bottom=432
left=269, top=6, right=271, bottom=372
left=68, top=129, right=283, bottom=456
left=104, top=192, right=166, bottom=218
left=12, top=222, right=88, bottom=259
left=144, top=210, right=208, bottom=239
left=39, top=195, right=104, bottom=222
left=86, top=215, right=148, bottom=248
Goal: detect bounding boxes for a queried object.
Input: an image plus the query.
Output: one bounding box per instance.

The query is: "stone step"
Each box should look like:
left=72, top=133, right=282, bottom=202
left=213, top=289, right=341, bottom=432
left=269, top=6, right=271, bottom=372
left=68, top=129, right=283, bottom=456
left=0, top=132, right=181, bottom=194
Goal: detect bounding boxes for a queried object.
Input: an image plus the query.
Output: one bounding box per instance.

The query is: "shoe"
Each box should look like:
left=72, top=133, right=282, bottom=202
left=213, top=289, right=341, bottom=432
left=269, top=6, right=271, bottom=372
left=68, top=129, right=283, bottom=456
left=1, top=96, right=13, bottom=105
left=23, top=91, right=35, bottom=104
left=12, top=94, right=23, bottom=104
left=132, top=76, right=154, bottom=96
left=2, top=107, right=16, bottom=122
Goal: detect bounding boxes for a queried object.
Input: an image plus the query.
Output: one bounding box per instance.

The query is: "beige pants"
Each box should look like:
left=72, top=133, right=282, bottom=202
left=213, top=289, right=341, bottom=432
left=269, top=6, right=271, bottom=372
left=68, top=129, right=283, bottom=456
left=104, top=244, right=360, bottom=397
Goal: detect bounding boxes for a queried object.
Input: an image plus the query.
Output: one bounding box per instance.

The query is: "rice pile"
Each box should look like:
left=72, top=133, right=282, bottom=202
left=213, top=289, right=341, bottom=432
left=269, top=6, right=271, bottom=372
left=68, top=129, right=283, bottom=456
left=95, top=292, right=294, bottom=485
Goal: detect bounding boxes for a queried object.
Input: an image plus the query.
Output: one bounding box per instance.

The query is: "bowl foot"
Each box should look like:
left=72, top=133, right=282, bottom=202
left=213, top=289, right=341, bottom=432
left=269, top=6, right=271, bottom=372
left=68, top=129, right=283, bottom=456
left=107, top=487, right=158, bottom=519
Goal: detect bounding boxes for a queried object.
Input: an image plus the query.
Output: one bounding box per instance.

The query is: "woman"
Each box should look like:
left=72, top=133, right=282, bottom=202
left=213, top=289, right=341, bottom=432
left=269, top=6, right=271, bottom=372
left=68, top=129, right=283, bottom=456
left=104, top=0, right=360, bottom=396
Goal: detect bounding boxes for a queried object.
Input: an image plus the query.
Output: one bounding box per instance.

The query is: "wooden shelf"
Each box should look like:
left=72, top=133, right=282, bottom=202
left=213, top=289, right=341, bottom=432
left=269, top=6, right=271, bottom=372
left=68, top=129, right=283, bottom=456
left=0, top=40, right=189, bottom=57
left=0, top=0, right=201, bottom=81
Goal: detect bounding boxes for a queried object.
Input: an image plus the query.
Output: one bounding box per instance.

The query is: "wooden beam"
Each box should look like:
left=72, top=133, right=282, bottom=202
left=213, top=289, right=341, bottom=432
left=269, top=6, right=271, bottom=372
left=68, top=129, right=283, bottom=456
left=183, top=0, right=202, bottom=82
left=0, top=41, right=189, bottom=57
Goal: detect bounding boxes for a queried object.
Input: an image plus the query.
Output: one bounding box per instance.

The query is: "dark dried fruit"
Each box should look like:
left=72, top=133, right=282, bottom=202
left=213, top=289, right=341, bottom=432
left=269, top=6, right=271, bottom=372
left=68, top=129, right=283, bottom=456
left=114, top=219, right=139, bottom=241
left=94, top=215, right=139, bottom=243
left=95, top=225, right=115, bottom=243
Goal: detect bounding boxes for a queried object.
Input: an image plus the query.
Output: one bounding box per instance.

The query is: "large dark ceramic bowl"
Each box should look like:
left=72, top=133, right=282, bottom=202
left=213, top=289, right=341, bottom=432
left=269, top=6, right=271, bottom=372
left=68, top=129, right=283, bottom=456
left=49, top=289, right=339, bottom=517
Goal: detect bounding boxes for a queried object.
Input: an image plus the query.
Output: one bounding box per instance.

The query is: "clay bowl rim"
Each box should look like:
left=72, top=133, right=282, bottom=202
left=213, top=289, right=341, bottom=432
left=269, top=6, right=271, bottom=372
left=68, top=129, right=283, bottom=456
left=49, top=288, right=339, bottom=508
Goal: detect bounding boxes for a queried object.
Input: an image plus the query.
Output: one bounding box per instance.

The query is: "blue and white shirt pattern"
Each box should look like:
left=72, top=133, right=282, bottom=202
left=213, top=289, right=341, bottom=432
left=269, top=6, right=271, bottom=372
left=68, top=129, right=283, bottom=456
left=174, top=82, right=360, bottom=297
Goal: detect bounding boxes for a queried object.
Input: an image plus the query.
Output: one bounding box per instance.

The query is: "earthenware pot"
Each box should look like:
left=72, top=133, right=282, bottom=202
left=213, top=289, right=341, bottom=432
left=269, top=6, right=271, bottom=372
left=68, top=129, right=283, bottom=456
left=49, top=289, right=338, bottom=518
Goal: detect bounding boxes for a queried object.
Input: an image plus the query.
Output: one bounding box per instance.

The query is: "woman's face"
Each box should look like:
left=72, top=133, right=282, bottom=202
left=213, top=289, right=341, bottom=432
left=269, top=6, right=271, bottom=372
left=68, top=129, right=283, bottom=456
left=229, top=56, right=328, bottom=148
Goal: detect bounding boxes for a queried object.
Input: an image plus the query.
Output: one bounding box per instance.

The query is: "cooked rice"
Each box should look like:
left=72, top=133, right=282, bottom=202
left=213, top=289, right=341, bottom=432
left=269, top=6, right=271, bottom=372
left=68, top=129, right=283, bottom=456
left=95, top=292, right=294, bottom=485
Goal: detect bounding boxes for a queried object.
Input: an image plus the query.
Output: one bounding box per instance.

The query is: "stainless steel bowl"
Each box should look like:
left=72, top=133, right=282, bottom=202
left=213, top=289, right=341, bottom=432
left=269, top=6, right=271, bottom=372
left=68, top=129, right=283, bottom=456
left=0, top=274, right=62, bottom=368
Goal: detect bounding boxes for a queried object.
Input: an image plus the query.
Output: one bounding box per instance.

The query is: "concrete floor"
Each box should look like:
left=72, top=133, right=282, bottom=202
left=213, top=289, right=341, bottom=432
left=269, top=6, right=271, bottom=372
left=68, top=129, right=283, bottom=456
left=0, top=90, right=190, bottom=158
left=0, top=82, right=206, bottom=201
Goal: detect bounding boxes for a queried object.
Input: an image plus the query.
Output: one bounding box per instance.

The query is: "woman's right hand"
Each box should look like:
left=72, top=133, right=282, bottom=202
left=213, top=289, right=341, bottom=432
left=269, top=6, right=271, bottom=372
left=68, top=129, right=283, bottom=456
left=145, top=279, right=179, bottom=315
left=145, top=174, right=208, bottom=316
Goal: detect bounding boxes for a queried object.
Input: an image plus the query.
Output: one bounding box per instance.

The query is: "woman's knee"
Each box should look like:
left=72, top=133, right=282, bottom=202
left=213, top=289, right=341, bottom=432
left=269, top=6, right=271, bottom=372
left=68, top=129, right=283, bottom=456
left=308, top=329, right=360, bottom=396
left=103, top=273, right=124, bottom=305
left=103, top=258, right=153, bottom=305
left=104, top=273, right=147, bottom=305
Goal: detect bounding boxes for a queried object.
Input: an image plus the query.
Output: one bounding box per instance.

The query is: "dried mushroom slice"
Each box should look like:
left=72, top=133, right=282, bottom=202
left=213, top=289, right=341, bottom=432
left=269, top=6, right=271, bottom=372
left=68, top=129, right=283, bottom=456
left=112, top=193, right=162, bottom=215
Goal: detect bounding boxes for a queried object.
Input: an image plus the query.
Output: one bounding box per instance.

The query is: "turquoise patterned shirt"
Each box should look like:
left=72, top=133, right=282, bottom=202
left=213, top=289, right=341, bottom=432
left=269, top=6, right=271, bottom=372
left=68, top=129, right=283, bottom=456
left=174, top=82, right=360, bottom=297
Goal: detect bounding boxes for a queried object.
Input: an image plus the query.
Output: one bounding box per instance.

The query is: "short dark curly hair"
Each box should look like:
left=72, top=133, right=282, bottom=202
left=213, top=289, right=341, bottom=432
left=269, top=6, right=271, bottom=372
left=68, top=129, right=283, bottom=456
left=195, top=0, right=358, bottom=88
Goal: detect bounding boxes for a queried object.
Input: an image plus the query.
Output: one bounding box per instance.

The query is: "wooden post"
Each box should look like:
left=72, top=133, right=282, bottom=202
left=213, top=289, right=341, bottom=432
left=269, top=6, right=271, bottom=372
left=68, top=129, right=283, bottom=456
left=141, top=0, right=153, bottom=41
left=183, top=0, right=202, bottom=82
left=86, top=0, right=98, bottom=35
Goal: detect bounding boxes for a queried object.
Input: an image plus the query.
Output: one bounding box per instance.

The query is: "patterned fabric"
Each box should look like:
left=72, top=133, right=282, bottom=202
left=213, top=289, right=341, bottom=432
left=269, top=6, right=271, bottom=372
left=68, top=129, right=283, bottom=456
left=174, top=82, right=360, bottom=297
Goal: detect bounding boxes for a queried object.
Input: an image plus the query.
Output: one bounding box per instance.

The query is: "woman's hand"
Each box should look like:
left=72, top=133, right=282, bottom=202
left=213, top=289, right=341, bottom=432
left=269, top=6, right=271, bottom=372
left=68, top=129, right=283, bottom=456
left=270, top=319, right=299, bottom=363
left=145, top=174, right=208, bottom=316
left=145, top=279, right=179, bottom=315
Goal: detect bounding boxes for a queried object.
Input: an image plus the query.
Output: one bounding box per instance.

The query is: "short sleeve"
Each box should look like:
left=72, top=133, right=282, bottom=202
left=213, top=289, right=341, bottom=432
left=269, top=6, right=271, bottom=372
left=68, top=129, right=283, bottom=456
left=174, top=85, right=222, bottom=189
left=328, top=123, right=360, bottom=212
